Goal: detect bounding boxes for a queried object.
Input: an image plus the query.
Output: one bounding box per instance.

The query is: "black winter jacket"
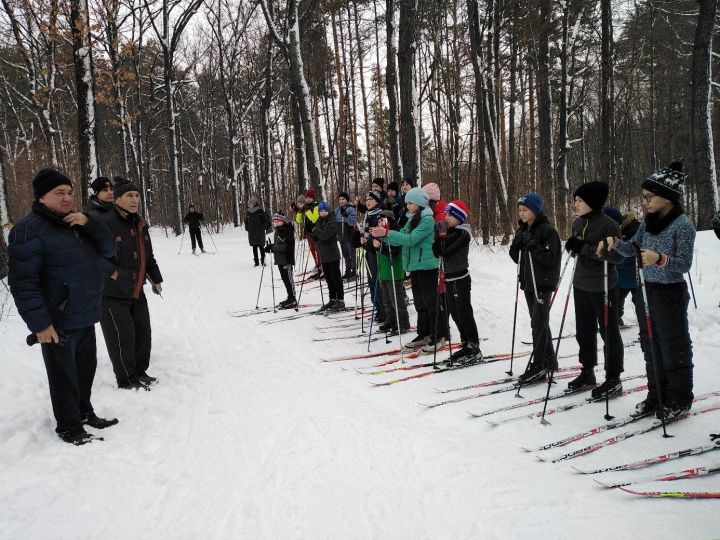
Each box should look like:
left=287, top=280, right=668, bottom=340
left=101, top=206, right=162, bottom=299
left=432, top=224, right=472, bottom=280
left=569, top=209, right=623, bottom=292
left=270, top=222, right=295, bottom=266
left=509, top=213, right=562, bottom=293
left=245, top=207, right=271, bottom=246
left=84, top=196, right=114, bottom=218
left=183, top=211, right=204, bottom=230
left=8, top=202, right=115, bottom=333
left=312, top=213, right=341, bottom=263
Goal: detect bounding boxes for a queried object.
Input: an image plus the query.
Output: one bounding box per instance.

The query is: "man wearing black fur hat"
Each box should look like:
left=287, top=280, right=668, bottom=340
left=84, top=176, right=114, bottom=217
left=8, top=168, right=118, bottom=445
left=564, top=180, right=625, bottom=398
left=99, top=178, right=163, bottom=390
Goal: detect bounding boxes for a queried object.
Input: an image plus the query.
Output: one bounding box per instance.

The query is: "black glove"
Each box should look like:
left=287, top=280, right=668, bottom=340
left=525, top=238, right=538, bottom=251
left=565, top=236, right=585, bottom=255
left=340, top=206, right=347, bottom=217
left=264, top=240, right=272, bottom=253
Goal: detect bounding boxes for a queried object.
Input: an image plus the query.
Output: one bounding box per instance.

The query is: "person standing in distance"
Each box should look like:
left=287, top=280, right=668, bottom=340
left=8, top=168, right=118, bottom=445
left=183, top=204, right=206, bottom=254
left=99, top=178, right=163, bottom=390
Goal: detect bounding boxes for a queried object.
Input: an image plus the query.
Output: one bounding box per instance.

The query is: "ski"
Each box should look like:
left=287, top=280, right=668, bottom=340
left=362, top=351, right=539, bottom=376
left=539, top=401, right=720, bottom=463
left=520, top=324, right=637, bottom=345
left=487, top=382, right=648, bottom=426
left=594, top=463, right=720, bottom=489
left=320, top=342, right=453, bottom=363
left=372, top=355, right=491, bottom=387
left=618, top=487, right=720, bottom=499
left=230, top=304, right=317, bottom=317
left=416, top=371, right=580, bottom=407
left=526, top=390, right=720, bottom=453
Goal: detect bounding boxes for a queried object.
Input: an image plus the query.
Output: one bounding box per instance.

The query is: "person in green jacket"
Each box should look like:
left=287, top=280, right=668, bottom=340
left=373, top=210, right=410, bottom=335
left=371, top=187, right=447, bottom=353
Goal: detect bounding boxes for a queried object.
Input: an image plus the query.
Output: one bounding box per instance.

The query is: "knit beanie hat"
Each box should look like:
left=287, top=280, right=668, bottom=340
left=248, top=196, right=259, bottom=206
left=295, top=195, right=306, bottom=206
left=90, top=176, right=112, bottom=194
left=387, top=181, right=399, bottom=193
left=405, top=187, right=430, bottom=208
left=338, top=192, right=350, bottom=201
left=272, top=212, right=287, bottom=223
left=318, top=201, right=331, bottom=212
left=33, top=168, right=72, bottom=200
left=641, top=161, right=686, bottom=204
left=517, top=192, right=543, bottom=216
left=305, top=188, right=316, bottom=200
left=602, top=207, right=623, bottom=225
left=365, top=190, right=382, bottom=204
left=446, top=200, right=469, bottom=224
left=573, top=181, right=609, bottom=211
left=113, top=178, right=139, bottom=198
left=422, top=182, right=441, bottom=202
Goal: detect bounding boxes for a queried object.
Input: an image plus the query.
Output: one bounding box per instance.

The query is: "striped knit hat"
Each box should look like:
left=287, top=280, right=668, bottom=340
left=446, top=200, right=469, bottom=224
left=272, top=212, right=287, bottom=223
left=641, top=161, right=686, bottom=203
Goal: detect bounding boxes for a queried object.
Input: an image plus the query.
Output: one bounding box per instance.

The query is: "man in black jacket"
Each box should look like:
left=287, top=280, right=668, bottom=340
left=183, top=204, right=205, bottom=254
left=84, top=176, right=114, bottom=218
left=99, top=178, right=164, bottom=390
left=8, top=168, right=118, bottom=445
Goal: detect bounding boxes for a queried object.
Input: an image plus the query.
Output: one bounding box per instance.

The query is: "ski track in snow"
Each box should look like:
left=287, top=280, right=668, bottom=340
left=1, top=229, right=719, bottom=539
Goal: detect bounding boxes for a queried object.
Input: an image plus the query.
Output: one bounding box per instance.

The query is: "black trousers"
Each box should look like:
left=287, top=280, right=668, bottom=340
left=573, top=287, right=624, bottom=377
left=189, top=227, right=204, bottom=250
left=410, top=268, right=448, bottom=341
left=322, top=260, right=344, bottom=301
left=380, top=279, right=410, bottom=330
left=618, top=286, right=642, bottom=321
left=252, top=245, right=266, bottom=265
left=447, top=275, right=480, bottom=345
left=279, top=264, right=295, bottom=298
left=41, top=326, right=97, bottom=432
left=639, top=282, right=693, bottom=407
left=100, top=293, right=152, bottom=385
left=524, top=289, right=556, bottom=370
left=364, top=248, right=384, bottom=318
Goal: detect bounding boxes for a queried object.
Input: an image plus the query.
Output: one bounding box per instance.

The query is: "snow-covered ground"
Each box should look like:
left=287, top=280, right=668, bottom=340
left=1, top=227, right=719, bottom=540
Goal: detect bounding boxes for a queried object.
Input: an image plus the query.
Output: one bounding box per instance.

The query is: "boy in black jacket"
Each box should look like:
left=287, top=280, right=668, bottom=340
left=565, top=181, right=624, bottom=398
left=312, top=202, right=345, bottom=311
left=266, top=213, right=297, bottom=309
left=509, top=193, right=562, bottom=383
left=432, top=200, right=482, bottom=365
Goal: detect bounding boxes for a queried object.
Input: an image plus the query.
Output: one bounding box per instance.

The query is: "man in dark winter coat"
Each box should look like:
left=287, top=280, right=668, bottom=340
left=183, top=204, right=205, bottom=254
left=313, top=202, right=345, bottom=310
left=84, top=176, right=114, bottom=218
left=99, top=178, right=163, bottom=390
left=245, top=197, right=271, bottom=266
left=8, top=168, right=118, bottom=445
left=509, top=193, right=562, bottom=383
left=335, top=192, right=357, bottom=279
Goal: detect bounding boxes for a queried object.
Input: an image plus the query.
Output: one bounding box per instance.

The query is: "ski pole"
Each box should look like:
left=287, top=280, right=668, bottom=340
left=378, top=238, right=391, bottom=346
left=177, top=227, right=186, bottom=255
left=367, top=253, right=381, bottom=351
left=255, top=255, right=267, bottom=309
left=539, top=256, right=578, bottom=423
left=269, top=249, right=277, bottom=313
left=602, top=241, right=614, bottom=421
left=507, top=256, right=522, bottom=376
left=635, top=243, right=671, bottom=438
left=528, top=251, right=543, bottom=304
left=203, top=222, right=219, bottom=253
left=295, top=243, right=312, bottom=309
left=318, top=262, right=326, bottom=313
left=687, top=273, right=697, bottom=309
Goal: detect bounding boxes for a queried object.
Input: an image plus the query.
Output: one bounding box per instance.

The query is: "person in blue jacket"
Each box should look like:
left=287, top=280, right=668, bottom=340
left=603, top=207, right=641, bottom=327
left=8, top=169, right=118, bottom=446
left=335, top=192, right=357, bottom=280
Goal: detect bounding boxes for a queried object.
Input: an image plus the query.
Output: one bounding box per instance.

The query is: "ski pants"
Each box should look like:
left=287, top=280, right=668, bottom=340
left=364, top=247, right=384, bottom=318
left=410, top=268, right=448, bottom=341
left=279, top=264, right=295, bottom=299
left=618, top=286, right=642, bottom=322
left=573, top=287, right=624, bottom=377
left=307, top=237, right=321, bottom=268
left=322, top=260, right=344, bottom=301
left=252, top=245, right=266, bottom=265
left=41, top=326, right=97, bottom=432
left=524, top=289, right=556, bottom=370
left=189, top=227, right=204, bottom=251
left=639, top=282, right=693, bottom=407
left=447, top=275, right=480, bottom=346
left=100, top=293, right=152, bottom=385
left=380, top=279, right=410, bottom=331
left=340, top=240, right=356, bottom=275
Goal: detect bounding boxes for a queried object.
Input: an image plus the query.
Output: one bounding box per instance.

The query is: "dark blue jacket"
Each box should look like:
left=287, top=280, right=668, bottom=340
left=617, top=216, right=640, bottom=290
left=8, top=202, right=115, bottom=333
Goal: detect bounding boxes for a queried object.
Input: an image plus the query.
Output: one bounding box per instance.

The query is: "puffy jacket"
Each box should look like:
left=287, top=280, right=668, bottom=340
left=8, top=202, right=115, bottom=333
left=84, top=196, right=114, bottom=218
left=335, top=203, right=357, bottom=242
left=385, top=207, right=439, bottom=272
left=432, top=224, right=472, bottom=280
left=294, top=202, right=319, bottom=238
left=377, top=240, right=404, bottom=281
left=183, top=211, right=204, bottom=230
left=100, top=205, right=162, bottom=299
left=270, top=222, right=295, bottom=266
left=245, top=207, right=270, bottom=246
left=312, top=213, right=341, bottom=264
left=509, top=213, right=562, bottom=293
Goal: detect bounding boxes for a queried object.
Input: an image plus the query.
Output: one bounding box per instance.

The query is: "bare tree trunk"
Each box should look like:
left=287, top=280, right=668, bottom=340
left=600, top=0, right=615, bottom=184
left=386, top=0, right=403, bottom=182
left=353, top=3, right=373, bottom=180
left=691, top=0, right=718, bottom=228
left=0, top=148, right=9, bottom=225
left=331, top=9, right=347, bottom=192
left=398, top=0, right=420, bottom=181
left=536, top=0, right=554, bottom=215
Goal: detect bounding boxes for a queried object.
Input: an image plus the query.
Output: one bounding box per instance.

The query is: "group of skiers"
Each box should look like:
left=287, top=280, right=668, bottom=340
left=1, top=159, right=706, bottom=446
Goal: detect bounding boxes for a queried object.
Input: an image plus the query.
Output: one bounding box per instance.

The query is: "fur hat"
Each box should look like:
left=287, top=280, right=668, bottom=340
left=90, top=176, right=112, bottom=194
left=422, top=182, right=441, bottom=202
left=405, top=187, right=430, bottom=208
left=33, top=168, right=72, bottom=200
left=517, top=192, right=543, bottom=216
left=641, top=161, right=686, bottom=204
left=446, top=200, right=469, bottom=224
left=573, top=181, right=609, bottom=211
left=113, top=178, right=140, bottom=198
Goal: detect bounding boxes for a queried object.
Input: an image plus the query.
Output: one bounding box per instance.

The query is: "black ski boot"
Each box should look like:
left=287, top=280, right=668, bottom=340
left=566, top=368, right=596, bottom=391
left=591, top=376, right=622, bottom=400
left=137, top=372, right=158, bottom=386
left=57, top=428, right=101, bottom=446
left=82, top=413, right=119, bottom=429
left=635, top=397, right=658, bottom=415
left=656, top=402, right=691, bottom=421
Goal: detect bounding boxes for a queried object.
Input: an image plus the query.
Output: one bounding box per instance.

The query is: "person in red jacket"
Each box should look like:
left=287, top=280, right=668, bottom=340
left=422, top=183, right=448, bottom=223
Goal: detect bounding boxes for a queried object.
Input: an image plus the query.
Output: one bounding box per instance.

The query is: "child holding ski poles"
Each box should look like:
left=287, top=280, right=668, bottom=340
left=312, top=202, right=345, bottom=311
left=564, top=181, right=624, bottom=398
left=509, top=193, right=561, bottom=383
left=266, top=213, right=297, bottom=309
left=370, top=187, right=447, bottom=354
left=600, top=162, right=695, bottom=420
left=373, top=211, right=410, bottom=336
left=432, top=200, right=483, bottom=366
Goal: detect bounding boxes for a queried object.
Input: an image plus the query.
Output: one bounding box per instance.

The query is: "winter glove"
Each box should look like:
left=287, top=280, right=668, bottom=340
left=264, top=240, right=272, bottom=253
left=340, top=206, right=347, bottom=217
left=565, top=236, right=585, bottom=256
left=524, top=238, right=538, bottom=251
